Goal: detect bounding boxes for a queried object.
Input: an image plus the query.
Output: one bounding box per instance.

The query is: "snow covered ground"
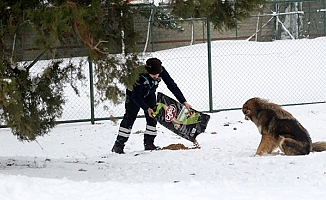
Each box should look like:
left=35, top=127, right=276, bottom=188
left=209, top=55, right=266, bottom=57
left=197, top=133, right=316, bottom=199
left=1, top=38, right=326, bottom=199
left=1, top=103, right=326, bottom=199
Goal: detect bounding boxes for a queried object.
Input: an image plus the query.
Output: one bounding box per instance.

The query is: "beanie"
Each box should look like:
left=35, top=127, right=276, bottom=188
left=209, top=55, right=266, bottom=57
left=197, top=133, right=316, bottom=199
left=145, top=58, right=162, bottom=74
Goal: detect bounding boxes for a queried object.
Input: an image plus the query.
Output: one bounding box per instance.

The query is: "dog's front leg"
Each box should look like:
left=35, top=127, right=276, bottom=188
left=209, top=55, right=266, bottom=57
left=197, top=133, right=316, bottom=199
left=255, top=134, right=275, bottom=156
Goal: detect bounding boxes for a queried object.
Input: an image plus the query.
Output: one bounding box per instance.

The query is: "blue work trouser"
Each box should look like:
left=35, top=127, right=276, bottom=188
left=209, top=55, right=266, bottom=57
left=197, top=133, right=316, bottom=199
left=114, top=93, right=157, bottom=147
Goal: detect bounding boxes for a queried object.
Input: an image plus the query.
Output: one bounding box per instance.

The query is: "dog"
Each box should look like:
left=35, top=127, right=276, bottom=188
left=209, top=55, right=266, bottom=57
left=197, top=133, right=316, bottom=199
left=242, top=97, right=326, bottom=156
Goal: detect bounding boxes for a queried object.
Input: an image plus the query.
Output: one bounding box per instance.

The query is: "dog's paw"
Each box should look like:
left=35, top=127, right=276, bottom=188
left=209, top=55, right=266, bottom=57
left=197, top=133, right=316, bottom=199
left=254, top=151, right=265, bottom=156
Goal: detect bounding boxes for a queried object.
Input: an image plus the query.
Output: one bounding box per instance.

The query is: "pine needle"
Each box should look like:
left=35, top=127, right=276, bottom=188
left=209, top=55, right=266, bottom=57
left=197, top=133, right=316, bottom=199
left=35, top=139, right=44, bottom=150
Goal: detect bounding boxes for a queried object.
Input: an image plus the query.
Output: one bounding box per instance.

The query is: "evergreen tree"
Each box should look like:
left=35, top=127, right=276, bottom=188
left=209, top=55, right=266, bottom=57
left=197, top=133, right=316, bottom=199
left=138, top=5, right=185, bottom=32
left=171, top=0, right=267, bottom=31
left=0, top=0, right=267, bottom=141
left=0, top=0, right=145, bottom=141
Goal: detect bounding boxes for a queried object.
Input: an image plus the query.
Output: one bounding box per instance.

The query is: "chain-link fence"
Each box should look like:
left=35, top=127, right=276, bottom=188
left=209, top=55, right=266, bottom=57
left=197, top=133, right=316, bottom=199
left=133, top=0, right=326, bottom=113
left=4, top=0, right=326, bottom=123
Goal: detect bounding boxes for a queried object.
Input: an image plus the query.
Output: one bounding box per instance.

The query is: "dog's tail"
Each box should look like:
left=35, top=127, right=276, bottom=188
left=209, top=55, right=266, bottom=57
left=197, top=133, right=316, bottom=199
left=312, top=141, right=326, bottom=152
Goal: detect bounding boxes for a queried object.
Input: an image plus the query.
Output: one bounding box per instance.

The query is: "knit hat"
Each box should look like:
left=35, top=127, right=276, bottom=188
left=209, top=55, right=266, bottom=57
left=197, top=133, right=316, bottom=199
left=145, top=58, right=162, bottom=74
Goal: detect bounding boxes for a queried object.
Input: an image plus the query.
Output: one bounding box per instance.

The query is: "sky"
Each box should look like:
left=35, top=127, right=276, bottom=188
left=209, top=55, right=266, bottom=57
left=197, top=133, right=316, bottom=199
left=1, top=38, right=326, bottom=200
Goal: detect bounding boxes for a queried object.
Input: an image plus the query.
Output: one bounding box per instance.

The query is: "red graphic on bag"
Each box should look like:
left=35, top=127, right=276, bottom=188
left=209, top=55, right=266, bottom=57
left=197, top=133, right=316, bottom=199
left=165, top=104, right=177, bottom=122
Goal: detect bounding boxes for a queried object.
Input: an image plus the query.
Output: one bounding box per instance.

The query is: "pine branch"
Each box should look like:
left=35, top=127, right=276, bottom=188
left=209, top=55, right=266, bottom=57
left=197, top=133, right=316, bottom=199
left=72, top=20, right=110, bottom=54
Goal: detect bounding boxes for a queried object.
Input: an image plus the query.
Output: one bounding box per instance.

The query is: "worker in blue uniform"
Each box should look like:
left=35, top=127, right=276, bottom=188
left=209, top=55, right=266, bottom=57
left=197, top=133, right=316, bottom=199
left=112, top=58, right=191, bottom=154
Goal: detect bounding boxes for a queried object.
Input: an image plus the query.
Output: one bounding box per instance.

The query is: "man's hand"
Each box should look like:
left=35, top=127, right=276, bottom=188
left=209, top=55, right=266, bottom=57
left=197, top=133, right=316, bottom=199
left=148, top=108, right=154, bottom=117
left=183, top=102, right=192, bottom=110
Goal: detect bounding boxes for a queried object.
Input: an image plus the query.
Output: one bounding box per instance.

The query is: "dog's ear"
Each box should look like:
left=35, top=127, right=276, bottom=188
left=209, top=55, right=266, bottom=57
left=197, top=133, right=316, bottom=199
left=242, top=106, right=250, bottom=115
left=242, top=107, right=251, bottom=120
left=244, top=109, right=250, bottom=115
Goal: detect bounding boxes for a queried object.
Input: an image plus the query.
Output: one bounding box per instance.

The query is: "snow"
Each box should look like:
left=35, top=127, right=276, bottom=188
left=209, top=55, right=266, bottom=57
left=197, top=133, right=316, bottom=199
left=1, top=38, right=326, bottom=199
left=59, top=38, right=326, bottom=120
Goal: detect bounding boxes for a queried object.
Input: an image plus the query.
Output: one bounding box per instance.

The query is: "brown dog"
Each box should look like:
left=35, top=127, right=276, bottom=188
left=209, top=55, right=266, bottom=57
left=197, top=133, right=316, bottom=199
left=242, top=97, right=326, bottom=156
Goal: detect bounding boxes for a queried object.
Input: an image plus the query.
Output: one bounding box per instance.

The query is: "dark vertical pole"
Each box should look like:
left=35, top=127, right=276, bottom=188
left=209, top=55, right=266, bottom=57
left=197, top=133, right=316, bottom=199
left=206, top=19, right=213, bottom=112
left=151, top=5, right=154, bottom=52
left=88, top=58, right=95, bottom=124
left=324, top=0, right=326, bottom=36
left=235, top=2, right=238, bottom=40
left=202, top=19, right=205, bottom=43
left=275, top=3, right=278, bottom=40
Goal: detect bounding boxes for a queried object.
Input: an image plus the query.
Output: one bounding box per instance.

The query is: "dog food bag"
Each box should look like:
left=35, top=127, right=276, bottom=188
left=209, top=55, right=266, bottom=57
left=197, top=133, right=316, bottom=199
left=153, top=92, right=210, bottom=142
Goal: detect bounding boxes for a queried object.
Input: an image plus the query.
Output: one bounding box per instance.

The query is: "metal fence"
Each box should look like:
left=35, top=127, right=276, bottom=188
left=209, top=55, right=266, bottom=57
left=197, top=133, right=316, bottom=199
left=6, top=0, right=326, bottom=123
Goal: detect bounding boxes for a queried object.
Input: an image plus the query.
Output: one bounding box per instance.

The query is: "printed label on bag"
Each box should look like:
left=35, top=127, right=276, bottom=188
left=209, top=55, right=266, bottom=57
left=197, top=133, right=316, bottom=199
left=165, top=104, right=177, bottom=122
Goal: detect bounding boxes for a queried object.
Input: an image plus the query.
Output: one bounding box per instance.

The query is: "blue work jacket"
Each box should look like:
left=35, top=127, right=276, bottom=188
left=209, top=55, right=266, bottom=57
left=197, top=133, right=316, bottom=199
left=127, top=66, right=186, bottom=111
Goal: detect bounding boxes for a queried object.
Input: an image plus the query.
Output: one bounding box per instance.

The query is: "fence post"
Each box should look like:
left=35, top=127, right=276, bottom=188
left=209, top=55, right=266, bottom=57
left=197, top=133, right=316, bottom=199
left=206, top=19, right=213, bottom=112
left=202, top=19, right=205, bottom=43
left=324, top=0, right=326, bottom=36
left=26, top=50, right=48, bottom=70
left=88, top=58, right=95, bottom=124
left=274, top=3, right=279, bottom=40
left=151, top=5, right=155, bottom=52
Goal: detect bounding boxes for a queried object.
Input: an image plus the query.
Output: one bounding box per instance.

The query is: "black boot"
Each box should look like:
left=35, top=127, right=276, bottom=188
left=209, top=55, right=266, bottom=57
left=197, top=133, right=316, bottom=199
left=144, top=134, right=160, bottom=150
left=144, top=143, right=161, bottom=151
left=111, top=136, right=128, bottom=154
left=111, top=144, right=125, bottom=154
